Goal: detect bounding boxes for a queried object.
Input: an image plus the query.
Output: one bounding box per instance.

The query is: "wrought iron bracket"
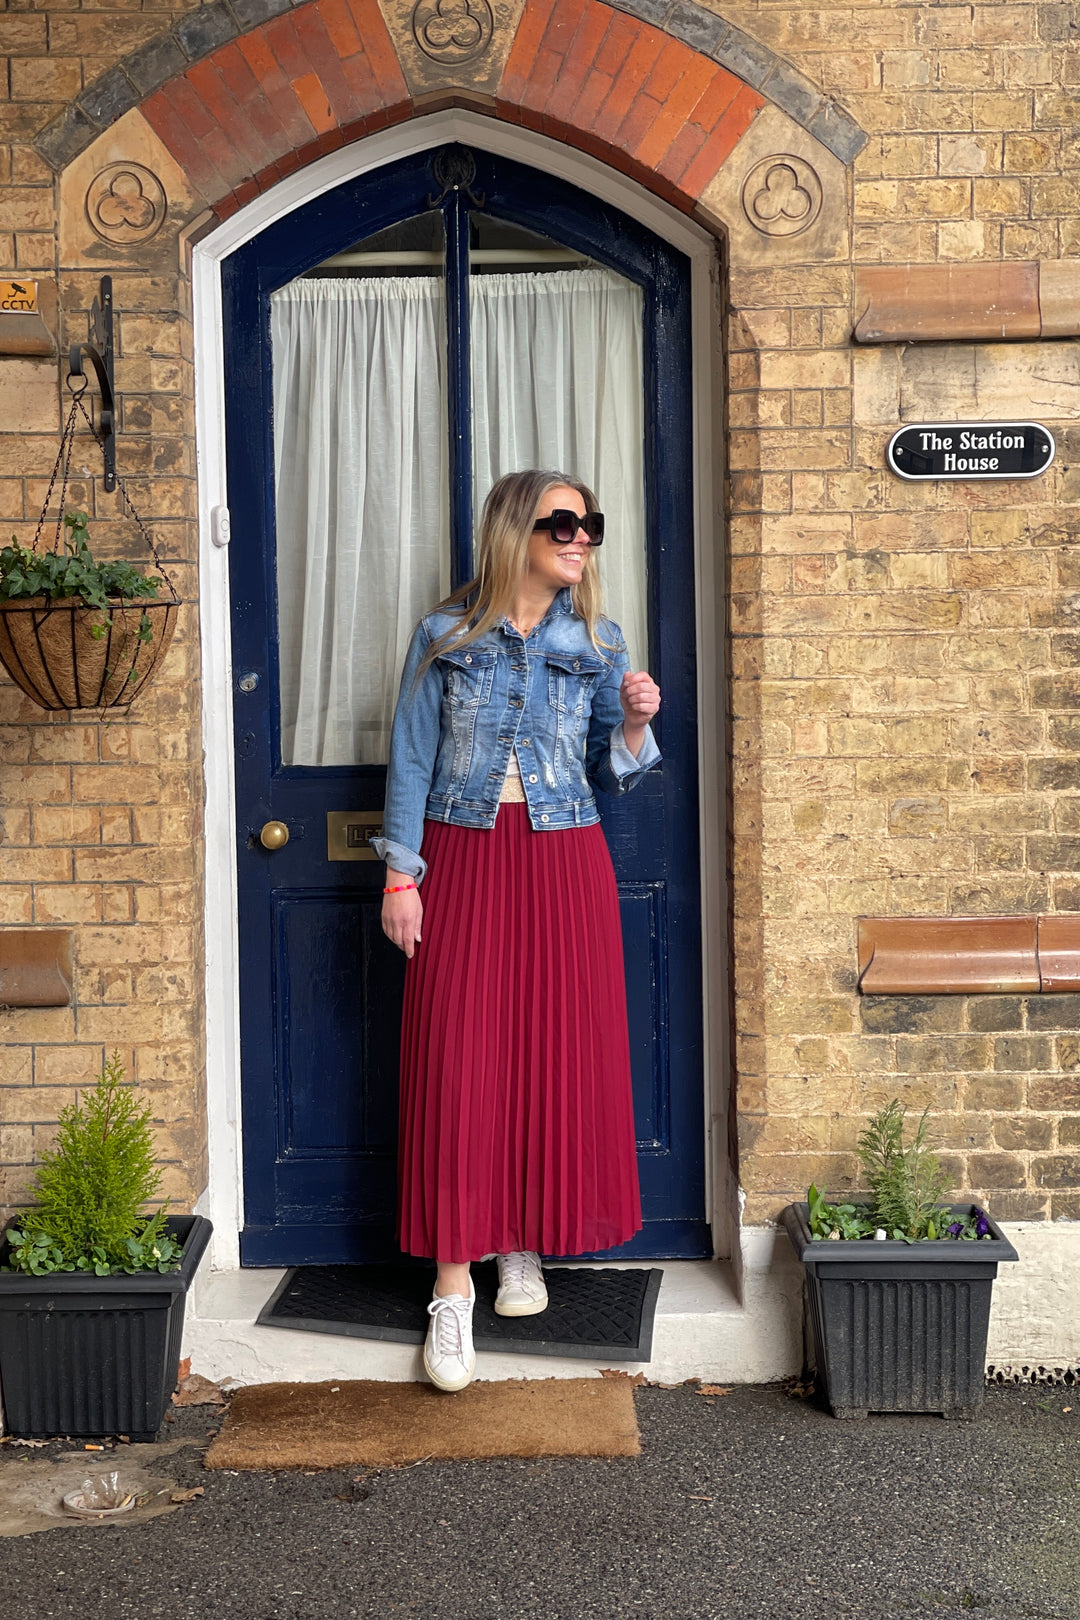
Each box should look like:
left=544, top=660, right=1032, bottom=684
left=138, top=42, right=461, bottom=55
left=428, top=145, right=485, bottom=209
left=67, top=275, right=116, bottom=491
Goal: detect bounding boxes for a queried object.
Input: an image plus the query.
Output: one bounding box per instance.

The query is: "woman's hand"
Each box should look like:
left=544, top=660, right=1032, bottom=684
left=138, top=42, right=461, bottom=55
left=620, top=671, right=660, bottom=758
left=381, top=869, right=424, bottom=959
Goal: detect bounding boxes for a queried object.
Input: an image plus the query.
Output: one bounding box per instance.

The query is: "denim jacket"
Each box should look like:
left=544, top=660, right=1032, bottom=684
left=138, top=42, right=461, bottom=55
left=371, top=588, right=661, bottom=882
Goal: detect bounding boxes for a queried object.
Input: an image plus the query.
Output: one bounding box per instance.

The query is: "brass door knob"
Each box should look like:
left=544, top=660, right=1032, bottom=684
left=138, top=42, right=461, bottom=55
left=259, top=820, right=290, bottom=850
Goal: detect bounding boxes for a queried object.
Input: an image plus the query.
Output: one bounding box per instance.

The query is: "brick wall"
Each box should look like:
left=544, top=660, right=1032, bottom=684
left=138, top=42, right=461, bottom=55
left=722, top=0, right=1080, bottom=1220
left=0, top=0, right=203, bottom=1217
left=0, top=0, right=1079, bottom=1232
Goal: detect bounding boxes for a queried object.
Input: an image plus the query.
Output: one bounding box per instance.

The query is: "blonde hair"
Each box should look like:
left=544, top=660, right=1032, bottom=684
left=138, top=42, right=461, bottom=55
left=419, top=469, right=611, bottom=676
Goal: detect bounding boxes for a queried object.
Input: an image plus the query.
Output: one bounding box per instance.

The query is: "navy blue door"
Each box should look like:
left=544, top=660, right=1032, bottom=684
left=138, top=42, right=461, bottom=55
left=223, top=145, right=707, bottom=1263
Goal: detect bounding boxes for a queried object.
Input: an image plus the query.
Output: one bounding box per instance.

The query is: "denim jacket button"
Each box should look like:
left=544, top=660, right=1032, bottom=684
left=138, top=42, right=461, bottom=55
left=573, top=659, right=580, bottom=670
left=464, top=654, right=472, bottom=664
left=540, top=814, right=550, bottom=823
left=528, top=774, right=538, bottom=783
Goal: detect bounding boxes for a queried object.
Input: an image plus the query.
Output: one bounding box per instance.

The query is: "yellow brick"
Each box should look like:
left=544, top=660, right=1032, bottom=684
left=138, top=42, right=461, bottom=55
left=896, top=179, right=972, bottom=216
left=34, top=885, right=102, bottom=924
left=975, top=91, right=1036, bottom=128
left=1033, top=176, right=1080, bottom=216
left=937, top=49, right=995, bottom=89
left=730, top=308, right=790, bottom=350
left=974, top=6, right=1035, bottom=44
left=950, top=553, right=1051, bottom=590
left=938, top=220, right=992, bottom=259
left=1002, top=47, right=1054, bottom=88
left=0, top=1086, right=75, bottom=1124
left=938, top=135, right=995, bottom=176
left=855, top=180, right=900, bottom=218
left=1003, top=134, right=1058, bottom=172
left=973, top=177, right=1028, bottom=215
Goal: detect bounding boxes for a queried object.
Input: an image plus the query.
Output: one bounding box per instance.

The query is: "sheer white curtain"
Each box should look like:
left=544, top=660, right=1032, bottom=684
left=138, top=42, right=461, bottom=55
left=271, top=264, right=647, bottom=768
left=470, top=266, right=648, bottom=666
left=271, top=277, right=448, bottom=765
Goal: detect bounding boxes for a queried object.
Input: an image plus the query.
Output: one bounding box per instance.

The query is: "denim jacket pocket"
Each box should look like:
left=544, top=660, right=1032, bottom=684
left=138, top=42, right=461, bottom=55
left=545, top=651, right=605, bottom=716
left=438, top=646, right=497, bottom=710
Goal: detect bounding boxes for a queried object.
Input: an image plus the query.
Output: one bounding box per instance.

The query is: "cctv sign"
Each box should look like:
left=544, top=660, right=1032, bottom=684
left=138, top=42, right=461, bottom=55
left=0, top=280, right=37, bottom=313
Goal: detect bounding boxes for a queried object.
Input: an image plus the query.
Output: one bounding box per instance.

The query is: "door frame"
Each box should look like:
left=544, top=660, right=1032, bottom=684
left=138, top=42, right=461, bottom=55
left=192, top=108, right=730, bottom=1273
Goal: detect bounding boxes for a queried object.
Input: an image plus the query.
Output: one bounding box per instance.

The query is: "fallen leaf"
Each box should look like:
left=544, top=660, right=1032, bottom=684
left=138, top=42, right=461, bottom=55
left=169, top=1487, right=204, bottom=1504
left=171, top=1374, right=226, bottom=1408
left=1, top=1437, right=49, bottom=1448
left=598, top=1369, right=646, bottom=1385
left=697, top=1385, right=731, bottom=1397
left=176, top=1358, right=191, bottom=1386
left=783, top=1377, right=816, bottom=1400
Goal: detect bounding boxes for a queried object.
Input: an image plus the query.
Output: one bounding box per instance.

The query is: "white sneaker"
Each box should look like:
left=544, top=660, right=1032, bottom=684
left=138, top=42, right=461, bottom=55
left=492, top=1251, right=548, bottom=1317
left=424, top=1279, right=476, bottom=1392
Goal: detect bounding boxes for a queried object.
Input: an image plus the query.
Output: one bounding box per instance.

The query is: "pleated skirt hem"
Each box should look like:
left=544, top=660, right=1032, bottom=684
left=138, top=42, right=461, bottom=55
left=397, top=803, right=642, bottom=1263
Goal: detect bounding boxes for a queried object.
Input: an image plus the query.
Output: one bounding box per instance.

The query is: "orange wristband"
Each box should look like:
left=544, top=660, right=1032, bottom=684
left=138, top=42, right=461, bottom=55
left=383, top=883, right=418, bottom=893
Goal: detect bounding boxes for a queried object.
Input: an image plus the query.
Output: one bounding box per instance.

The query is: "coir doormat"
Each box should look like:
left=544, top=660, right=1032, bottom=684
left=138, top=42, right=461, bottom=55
left=257, top=1262, right=663, bottom=1362
left=204, top=1377, right=641, bottom=1469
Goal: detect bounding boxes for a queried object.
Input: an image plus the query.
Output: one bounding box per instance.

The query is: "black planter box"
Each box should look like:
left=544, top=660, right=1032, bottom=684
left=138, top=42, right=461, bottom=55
left=781, top=1203, right=1018, bottom=1420
left=0, top=1214, right=212, bottom=1442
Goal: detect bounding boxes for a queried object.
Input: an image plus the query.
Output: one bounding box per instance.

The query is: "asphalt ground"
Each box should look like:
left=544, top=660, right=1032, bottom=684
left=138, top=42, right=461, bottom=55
left=1, top=1383, right=1078, bottom=1620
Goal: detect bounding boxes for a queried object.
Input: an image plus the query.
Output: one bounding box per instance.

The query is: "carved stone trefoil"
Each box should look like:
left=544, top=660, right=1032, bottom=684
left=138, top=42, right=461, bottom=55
left=411, top=0, right=495, bottom=66
left=85, top=162, right=167, bottom=246
left=741, top=155, right=823, bottom=239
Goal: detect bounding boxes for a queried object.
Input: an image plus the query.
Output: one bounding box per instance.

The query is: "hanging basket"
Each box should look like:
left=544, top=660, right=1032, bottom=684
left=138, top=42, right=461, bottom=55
left=0, top=595, right=179, bottom=711
left=0, top=380, right=183, bottom=713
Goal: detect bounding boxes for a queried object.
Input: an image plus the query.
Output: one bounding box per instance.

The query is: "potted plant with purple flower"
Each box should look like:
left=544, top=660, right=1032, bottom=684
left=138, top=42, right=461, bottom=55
left=781, top=1099, right=1018, bottom=1420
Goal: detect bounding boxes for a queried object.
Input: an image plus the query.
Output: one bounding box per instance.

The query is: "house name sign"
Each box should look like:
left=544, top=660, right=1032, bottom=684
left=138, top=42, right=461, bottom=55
left=887, top=421, right=1055, bottom=481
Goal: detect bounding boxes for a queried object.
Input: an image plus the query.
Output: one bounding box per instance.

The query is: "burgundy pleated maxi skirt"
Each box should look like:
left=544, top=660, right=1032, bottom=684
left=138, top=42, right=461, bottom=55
left=397, top=801, right=642, bottom=1263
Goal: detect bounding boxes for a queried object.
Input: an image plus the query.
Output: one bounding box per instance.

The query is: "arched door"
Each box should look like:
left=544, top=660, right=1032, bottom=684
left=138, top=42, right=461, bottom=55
left=222, top=143, right=706, bottom=1263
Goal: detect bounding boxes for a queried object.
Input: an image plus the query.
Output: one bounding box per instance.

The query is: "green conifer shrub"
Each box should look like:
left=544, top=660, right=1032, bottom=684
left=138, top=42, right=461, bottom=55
left=3, top=1051, right=182, bottom=1276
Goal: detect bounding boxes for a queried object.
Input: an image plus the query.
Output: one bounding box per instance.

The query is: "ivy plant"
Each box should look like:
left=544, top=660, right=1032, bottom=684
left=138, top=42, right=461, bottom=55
left=3, top=1051, right=181, bottom=1277
left=0, top=511, right=161, bottom=643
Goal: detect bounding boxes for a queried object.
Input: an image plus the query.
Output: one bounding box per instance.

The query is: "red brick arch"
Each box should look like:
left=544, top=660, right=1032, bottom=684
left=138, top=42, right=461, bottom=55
left=140, top=0, right=765, bottom=222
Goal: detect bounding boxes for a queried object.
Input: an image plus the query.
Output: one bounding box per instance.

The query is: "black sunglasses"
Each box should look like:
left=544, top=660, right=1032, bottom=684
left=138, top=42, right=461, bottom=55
left=532, top=509, right=605, bottom=546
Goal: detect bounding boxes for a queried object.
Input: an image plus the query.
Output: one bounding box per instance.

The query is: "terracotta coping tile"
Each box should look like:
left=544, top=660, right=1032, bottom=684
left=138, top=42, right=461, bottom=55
left=857, top=916, right=1040, bottom=996
left=0, top=929, right=73, bottom=1007
left=1036, top=915, right=1080, bottom=992
left=853, top=263, right=1041, bottom=344
left=853, top=260, right=1080, bottom=344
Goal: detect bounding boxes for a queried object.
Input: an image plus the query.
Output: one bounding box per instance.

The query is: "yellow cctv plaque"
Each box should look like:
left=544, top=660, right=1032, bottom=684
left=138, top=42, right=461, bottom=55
left=0, top=280, right=37, bottom=313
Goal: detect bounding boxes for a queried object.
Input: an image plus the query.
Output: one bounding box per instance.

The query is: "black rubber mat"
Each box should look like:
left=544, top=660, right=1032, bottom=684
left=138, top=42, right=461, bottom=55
left=256, top=1261, right=664, bottom=1362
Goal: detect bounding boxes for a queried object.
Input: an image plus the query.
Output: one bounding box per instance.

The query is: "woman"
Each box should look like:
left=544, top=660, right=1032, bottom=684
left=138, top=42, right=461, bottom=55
left=372, top=469, right=661, bottom=1391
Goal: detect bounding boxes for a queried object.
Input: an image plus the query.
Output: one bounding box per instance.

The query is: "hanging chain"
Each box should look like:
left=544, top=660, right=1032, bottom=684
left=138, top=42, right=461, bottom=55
left=32, top=381, right=84, bottom=555
left=70, top=391, right=181, bottom=603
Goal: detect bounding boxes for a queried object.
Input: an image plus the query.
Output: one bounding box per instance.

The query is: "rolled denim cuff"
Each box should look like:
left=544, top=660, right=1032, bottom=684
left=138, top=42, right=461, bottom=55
left=610, top=720, right=661, bottom=780
left=370, top=836, right=427, bottom=884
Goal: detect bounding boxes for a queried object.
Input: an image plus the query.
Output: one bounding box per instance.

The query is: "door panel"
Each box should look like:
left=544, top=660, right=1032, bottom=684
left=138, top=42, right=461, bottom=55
left=224, top=145, right=707, bottom=1263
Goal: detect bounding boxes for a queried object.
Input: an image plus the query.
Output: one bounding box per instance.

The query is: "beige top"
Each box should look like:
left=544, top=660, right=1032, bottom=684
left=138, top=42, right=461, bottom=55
left=498, top=748, right=527, bottom=804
